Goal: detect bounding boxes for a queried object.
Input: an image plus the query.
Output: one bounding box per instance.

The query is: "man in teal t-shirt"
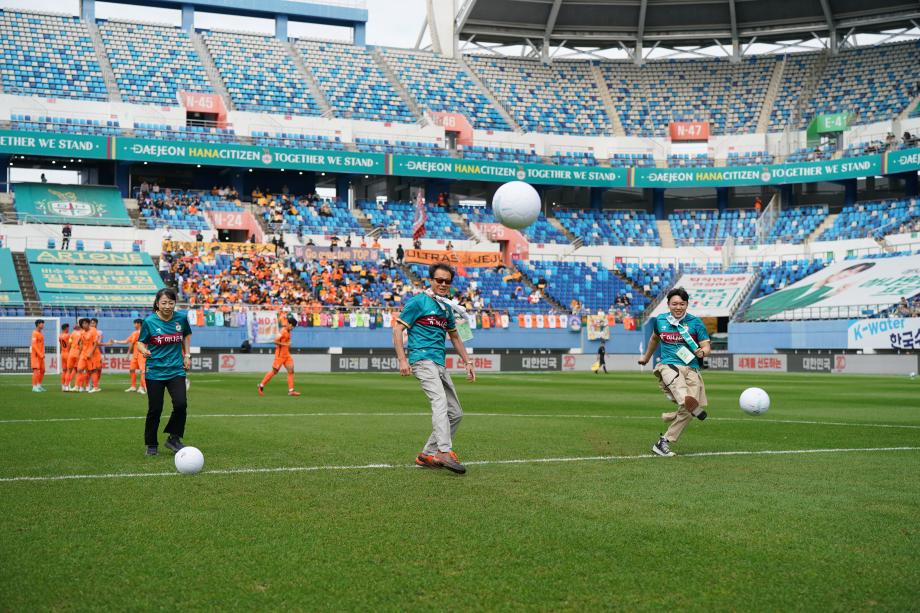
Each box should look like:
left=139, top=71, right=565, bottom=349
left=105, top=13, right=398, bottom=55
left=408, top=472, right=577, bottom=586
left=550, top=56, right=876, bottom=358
left=394, top=263, right=475, bottom=474
left=639, top=287, right=712, bottom=457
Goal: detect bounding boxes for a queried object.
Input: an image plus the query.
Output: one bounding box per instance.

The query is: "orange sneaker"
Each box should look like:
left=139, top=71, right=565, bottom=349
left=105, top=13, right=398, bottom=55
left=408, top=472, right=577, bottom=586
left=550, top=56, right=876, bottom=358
left=415, top=452, right=440, bottom=468
left=288, top=390, right=301, bottom=396
left=257, top=384, right=264, bottom=397
left=434, top=451, right=466, bottom=474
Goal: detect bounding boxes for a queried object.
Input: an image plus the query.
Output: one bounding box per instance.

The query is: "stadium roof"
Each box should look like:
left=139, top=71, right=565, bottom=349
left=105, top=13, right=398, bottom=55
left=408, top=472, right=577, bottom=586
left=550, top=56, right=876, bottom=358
left=456, top=0, right=920, bottom=57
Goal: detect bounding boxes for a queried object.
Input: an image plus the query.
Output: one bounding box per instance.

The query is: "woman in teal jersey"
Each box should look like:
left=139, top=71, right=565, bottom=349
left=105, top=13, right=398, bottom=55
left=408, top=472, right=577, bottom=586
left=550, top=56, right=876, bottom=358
left=639, top=287, right=711, bottom=457
left=137, top=288, right=192, bottom=457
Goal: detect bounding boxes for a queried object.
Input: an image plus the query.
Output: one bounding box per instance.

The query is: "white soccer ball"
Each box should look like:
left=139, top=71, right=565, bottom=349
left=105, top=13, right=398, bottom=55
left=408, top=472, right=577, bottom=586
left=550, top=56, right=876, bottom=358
left=492, top=181, right=541, bottom=230
left=739, top=387, right=770, bottom=416
left=175, top=446, right=204, bottom=475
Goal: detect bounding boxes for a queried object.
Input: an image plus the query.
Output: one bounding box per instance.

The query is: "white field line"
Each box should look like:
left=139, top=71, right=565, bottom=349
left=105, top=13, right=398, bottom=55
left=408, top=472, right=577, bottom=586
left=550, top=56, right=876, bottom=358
left=0, top=412, right=919, bottom=430
left=1, top=446, right=918, bottom=483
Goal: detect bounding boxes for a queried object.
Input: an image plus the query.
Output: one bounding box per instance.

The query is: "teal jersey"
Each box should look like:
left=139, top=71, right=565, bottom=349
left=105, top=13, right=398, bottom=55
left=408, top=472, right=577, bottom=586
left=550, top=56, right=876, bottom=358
left=139, top=311, right=192, bottom=381
left=653, top=313, right=710, bottom=370
left=397, top=293, right=456, bottom=366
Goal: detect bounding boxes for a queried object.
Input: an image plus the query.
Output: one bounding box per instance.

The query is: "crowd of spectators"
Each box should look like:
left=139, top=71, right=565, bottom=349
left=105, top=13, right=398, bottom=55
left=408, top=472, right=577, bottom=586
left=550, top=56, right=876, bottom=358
left=896, top=296, right=920, bottom=318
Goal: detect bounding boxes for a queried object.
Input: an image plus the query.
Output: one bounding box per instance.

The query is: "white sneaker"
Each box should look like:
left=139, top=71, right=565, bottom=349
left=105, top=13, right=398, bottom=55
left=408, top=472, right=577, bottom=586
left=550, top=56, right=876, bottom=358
left=37, top=386, right=46, bottom=392
left=125, top=386, right=137, bottom=392
left=32, top=385, right=40, bottom=392
left=137, top=388, right=147, bottom=395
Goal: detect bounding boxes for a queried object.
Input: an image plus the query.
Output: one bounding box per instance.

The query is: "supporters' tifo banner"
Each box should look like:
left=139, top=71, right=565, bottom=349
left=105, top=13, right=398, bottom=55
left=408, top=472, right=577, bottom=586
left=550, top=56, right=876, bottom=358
left=884, top=147, right=920, bottom=174
left=650, top=274, right=753, bottom=317
left=0, top=130, right=109, bottom=159
left=0, top=248, right=23, bottom=305
left=115, top=137, right=385, bottom=174
left=247, top=310, right=279, bottom=344
left=390, top=155, right=628, bottom=188
left=745, top=255, right=920, bottom=320
left=847, top=317, right=920, bottom=351
left=25, top=248, right=163, bottom=306
left=629, top=155, right=883, bottom=188
left=404, top=249, right=503, bottom=268
left=516, top=314, right=579, bottom=329
left=12, top=183, right=131, bottom=226
left=163, top=241, right=277, bottom=255
left=586, top=315, right=610, bottom=340
left=293, top=246, right=381, bottom=261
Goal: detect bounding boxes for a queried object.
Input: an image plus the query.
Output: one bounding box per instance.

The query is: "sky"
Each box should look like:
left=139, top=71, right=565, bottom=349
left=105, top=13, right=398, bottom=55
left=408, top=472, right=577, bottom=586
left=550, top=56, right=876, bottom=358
left=0, top=0, right=430, bottom=48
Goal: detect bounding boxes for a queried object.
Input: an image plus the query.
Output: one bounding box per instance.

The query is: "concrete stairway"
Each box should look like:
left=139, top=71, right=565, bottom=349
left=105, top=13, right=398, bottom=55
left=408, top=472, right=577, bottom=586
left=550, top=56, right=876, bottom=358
left=756, top=58, right=786, bottom=134
left=806, top=212, right=837, bottom=243
left=590, top=63, right=626, bottom=137
left=448, top=211, right=478, bottom=241
left=285, top=41, right=333, bottom=116
left=454, top=54, right=523, bottom=132
left=612, top=267, right=652, bottom=298
left=656, top=220, right=675, bottom=248
left=351, top=206, right=378, bottom=237
left=372, top=49, right=426, bottom=123
left=12, top=252, right=41, bottom=316
left=787, top=52, right=829, bottom=131
left=189, top=32, right=236, bottom=112
left=549, top=217, right=580, bottom=245
left=86, top=21, right=122, bottom=103
left=516, top=265, right=567, bottom=312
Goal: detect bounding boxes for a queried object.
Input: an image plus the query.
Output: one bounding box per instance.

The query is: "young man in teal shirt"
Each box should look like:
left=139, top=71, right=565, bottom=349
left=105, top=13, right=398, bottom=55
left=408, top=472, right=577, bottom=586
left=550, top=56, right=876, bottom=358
left=393, top=263, right=476, bottom=474
left=639, top=287, right=711, bottom=457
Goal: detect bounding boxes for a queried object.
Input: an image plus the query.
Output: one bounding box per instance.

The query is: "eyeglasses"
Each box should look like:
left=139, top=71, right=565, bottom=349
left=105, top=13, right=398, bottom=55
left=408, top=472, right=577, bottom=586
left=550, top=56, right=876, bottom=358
left=432, top=278, right=452, bottom=285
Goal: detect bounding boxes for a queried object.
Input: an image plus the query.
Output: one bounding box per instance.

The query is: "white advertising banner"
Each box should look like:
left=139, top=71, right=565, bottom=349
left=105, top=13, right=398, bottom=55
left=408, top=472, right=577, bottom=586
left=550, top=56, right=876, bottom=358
left=746, top=255, right=920, bottom=320
left=247, top=311, right=279, bottom=344
left=651, top=274, right=753, bottom=317
left=847, top=317, right=920, bottom=350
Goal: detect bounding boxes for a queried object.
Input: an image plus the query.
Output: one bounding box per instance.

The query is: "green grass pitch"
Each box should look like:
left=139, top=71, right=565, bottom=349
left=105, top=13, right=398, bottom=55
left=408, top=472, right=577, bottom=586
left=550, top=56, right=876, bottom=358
left=1, top=371, right=918, bottom=611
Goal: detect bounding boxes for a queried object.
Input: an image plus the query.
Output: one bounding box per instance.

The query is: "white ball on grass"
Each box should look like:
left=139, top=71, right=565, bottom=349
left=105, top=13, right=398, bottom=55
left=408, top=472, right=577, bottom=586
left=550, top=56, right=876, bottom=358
left=175, top=446, right=204, bottom=475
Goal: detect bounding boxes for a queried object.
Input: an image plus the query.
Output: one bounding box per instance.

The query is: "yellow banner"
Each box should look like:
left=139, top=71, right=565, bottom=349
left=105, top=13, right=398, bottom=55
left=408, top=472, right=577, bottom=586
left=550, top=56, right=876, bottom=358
left=404, top=249, right=503, bottom=268
left=163, top=241, right=277, bottom=255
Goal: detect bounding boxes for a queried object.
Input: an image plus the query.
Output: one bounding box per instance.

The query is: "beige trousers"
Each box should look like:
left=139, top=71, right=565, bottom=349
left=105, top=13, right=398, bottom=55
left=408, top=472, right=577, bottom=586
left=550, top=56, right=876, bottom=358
left=654, top=363, right=707, bottom=443
left=411, top=359, right=463, bottom=453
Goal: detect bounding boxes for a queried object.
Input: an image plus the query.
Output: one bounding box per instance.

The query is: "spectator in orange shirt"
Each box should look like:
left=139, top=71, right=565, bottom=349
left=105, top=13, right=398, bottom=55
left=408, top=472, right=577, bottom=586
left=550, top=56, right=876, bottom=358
left=258, top=313, right=300, bottom=397
left=30, top=319, right=46, bottom=392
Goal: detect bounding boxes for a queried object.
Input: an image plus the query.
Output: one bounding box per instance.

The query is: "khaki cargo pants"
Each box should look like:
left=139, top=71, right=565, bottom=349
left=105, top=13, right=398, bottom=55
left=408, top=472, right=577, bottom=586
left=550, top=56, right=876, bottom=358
left=411, top=359, right=463, bottom=453
left=654, top=362, right=708, bottom=443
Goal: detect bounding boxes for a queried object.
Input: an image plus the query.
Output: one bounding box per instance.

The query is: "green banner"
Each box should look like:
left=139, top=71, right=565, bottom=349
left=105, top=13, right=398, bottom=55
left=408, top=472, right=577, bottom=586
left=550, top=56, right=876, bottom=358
left=0, top=248, right=23, bottom=305
left=630, top=155, right=882, bottom=188
left=14, top=183, right=131, bottom=226
left=116, top=137, right=385, bottom=174
left=25, top=249, right=153, bottom=266
left=815, top=112, right=850, bottom=133
left=37, top=293, right=154, bottom=306
left=391, top=155, right=627, bottom=187
left=885, top=147, right=920, bottom=174
left=0, top=130, right=108, bottom=159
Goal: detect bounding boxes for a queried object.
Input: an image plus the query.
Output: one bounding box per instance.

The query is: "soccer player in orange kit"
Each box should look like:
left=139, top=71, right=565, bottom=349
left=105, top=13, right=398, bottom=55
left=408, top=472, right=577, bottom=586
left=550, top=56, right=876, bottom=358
left=114, top=318, right=146, bottom=394
left=30, top=319, right=46, bottom=392
left=258, top=313, right=301, bottom=396
left=64, top=319, right=85, bottom=391
left=58, top=323, right=70, bottom=391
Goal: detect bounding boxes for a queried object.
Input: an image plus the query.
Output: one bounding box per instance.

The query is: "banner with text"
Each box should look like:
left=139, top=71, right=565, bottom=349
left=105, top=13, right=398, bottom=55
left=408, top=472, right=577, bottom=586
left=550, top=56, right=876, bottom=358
left=163, top=241, right=276, bottom=255
left=13, top=183, right=131, bottom=226
left=0, top=248, right=23, bottom=305
left=746, top=255, right=920, bottom=320
left=404, top=249, right=504, bottom=268
left=391, top=155, right=627, bottom=188
left=651, top=274, right=754, bottom=317
left=847, top=317, right=920, bottom=351
left=0, top=130, right=108, bottom=159
left=885, top=147, right=920, bottom=174
left=293, top=246, right=381, bottom=261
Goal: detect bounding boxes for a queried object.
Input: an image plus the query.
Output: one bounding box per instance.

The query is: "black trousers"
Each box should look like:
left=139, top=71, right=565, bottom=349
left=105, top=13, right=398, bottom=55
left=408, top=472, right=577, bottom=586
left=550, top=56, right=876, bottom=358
left=144, top=376, right=187, bottom=446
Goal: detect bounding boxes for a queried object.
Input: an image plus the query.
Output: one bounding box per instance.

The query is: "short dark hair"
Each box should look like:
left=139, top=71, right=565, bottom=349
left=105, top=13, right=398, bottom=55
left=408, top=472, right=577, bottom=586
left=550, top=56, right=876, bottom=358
left=78, top=318, right=90, bottom=326
left=90, top=318, right=98, bottom=324
left=153, top=288, right=178, bottom=312
left=133, top=318, right=143, bottom=325
left=667, top=287, right=689, bottom=302
left=429, top=262, right=455, bottom=281
left=286, top=314, right=298, bottom=328
left=34, top=319, right=44, bottom=326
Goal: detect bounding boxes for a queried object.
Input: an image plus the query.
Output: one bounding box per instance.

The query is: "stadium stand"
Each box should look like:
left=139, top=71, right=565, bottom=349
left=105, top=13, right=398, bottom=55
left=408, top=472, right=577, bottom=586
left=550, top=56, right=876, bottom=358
left=767, top=205, right=828, bottom=244
left=202, top=30, right=322, bottom=116
left=818, top=198, right=919, bottom=241
left=407, top=263, right=543, bottom=315
left=608, top=153, right=655, bottom=168
left=669, top=209, right=720, bottom=246
left=258, top=194, right=364, bottom=237
left=98, top=20, right=212, bottom=106
left=467, top=56, right=609, bottom=136
left=749, top=257, right=833, bottom=299
left=601, top=56, right=775, bottom=136
left=134, top=122, right=236, bottom=143
left=800, top=41, right=920, bottom=127
left=726, top=151, right=774, bottom=166
left=785, top=144, right=835, bottom=163
left=0, top=9, right=107, bottom=100
left=614, top=261, right=679, bottom=300
left=767, top=52, right=821, bottom=132
left=553, top=209, right=660, bottom=246
left=355, top=137, right=448, bottom=156
left=138, top=190, right=211, bottom=231
left=297, top=40, right=415, bottom=123
left=380, top=49, right=510, bottom=131
left=10, top=114, right=120, bottom=136
left=519, top=260, right=648, bottom=316
left=553, top=151, right=599, bottom=166
left=358, top=201, right=466, bottom=241
left=458, top=144, right=541, bottom=163
left=251, top=131, right=346, bottom=151
left=667, top=154, right=714, bottom=168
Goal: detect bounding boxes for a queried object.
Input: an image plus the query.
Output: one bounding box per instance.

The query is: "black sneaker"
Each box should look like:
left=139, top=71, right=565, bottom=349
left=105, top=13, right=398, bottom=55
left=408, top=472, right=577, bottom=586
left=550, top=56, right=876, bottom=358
left=651, top=435, right=675, bottom=457
left=695, top=410, right=708, bottom=421
left=145, top=445, right=158, bottom=456
left=165, top=436, right=185, bottom=453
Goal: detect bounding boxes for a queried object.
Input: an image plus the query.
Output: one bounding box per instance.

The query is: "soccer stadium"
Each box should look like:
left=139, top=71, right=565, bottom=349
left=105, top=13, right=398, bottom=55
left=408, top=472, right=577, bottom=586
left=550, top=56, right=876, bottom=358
left=0, top=0, right=918, bottom=608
